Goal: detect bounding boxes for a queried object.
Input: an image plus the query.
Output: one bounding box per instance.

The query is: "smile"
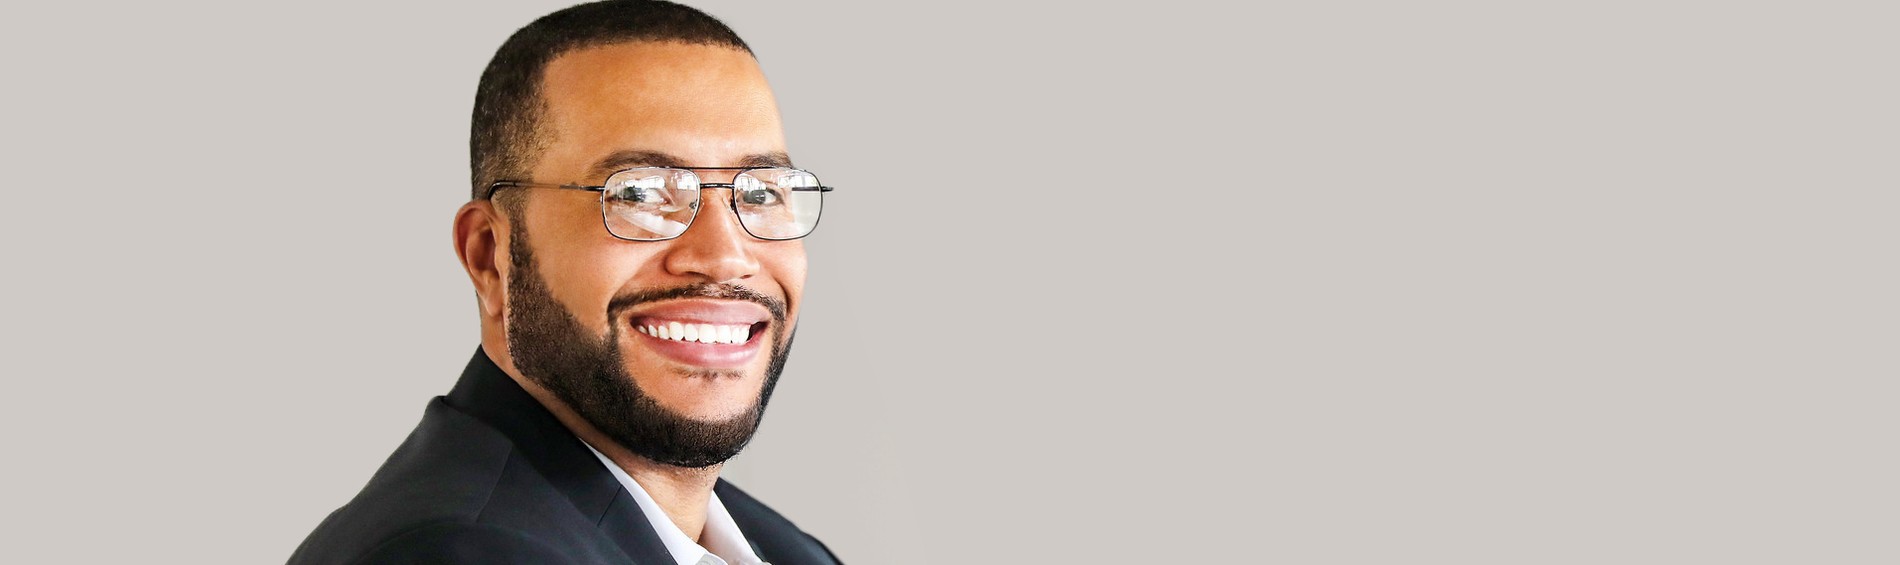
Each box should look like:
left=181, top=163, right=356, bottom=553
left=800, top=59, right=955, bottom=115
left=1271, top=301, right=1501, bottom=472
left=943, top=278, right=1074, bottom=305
left=620, top=298, right=776, bottom=369
left=635, top=320, right=760, bottom=345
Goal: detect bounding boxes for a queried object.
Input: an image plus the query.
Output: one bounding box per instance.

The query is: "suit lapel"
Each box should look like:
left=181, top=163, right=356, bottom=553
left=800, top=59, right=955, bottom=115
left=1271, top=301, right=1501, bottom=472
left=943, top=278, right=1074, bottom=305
left=446, top=349, right=675, bottom=564
left=716, top=479, right=841, bottom=565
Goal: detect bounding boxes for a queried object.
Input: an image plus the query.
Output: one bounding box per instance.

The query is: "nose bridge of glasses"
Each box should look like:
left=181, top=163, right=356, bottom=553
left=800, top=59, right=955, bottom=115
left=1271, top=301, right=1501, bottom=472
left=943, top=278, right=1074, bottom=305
left=677, top=169, right=761, bottom=210
left=676, top=184, right=749, bottom=239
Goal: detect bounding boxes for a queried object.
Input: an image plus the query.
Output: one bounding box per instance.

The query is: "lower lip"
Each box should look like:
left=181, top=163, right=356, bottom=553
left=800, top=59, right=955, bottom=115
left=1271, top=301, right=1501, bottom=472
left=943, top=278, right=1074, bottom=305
left=633, top=323, right=766, bottom=369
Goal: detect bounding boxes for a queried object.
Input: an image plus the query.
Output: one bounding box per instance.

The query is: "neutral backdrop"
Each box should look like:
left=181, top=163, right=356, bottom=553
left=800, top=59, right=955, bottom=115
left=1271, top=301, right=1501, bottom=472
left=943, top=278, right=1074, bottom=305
left=2, top=1, right=1895, bottom=563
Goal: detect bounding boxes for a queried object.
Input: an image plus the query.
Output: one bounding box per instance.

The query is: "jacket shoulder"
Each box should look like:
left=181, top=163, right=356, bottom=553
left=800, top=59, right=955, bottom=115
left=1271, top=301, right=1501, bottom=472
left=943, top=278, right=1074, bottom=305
left=347, top=521, right=581, bottom=565
left=290, top=399, right=542, bottom=564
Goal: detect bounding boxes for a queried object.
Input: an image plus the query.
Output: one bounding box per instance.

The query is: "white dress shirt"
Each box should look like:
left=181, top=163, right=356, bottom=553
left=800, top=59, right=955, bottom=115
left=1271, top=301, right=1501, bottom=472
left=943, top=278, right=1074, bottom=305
left=582, top=441, right=769, bottom=565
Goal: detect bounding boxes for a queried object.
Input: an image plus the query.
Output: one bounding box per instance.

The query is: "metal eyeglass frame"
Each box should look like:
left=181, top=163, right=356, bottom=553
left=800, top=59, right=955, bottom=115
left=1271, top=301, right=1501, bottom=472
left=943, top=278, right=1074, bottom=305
left=483, top=166, right=834, bottom=241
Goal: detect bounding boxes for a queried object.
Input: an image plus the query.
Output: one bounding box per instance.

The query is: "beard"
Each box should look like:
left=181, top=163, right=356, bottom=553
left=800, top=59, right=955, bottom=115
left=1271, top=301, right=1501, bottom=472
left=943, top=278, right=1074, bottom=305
left=502, top=222, right=792, bottom=468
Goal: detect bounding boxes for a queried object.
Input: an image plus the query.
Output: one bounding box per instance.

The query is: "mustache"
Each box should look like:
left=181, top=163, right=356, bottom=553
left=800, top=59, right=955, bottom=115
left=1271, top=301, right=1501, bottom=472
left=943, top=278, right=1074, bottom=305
left=605, top=282, right=788, bottom=324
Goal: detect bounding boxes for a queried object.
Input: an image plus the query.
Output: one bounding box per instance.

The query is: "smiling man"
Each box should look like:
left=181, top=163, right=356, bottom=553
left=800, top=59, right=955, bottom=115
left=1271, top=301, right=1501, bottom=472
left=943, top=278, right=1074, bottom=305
left=288, top=2, right=839, bottom=564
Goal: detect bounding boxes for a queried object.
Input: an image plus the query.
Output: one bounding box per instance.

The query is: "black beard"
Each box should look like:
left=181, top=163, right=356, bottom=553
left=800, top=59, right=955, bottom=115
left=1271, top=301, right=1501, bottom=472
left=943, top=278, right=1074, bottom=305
left=503, top=222, right=793, bottom=468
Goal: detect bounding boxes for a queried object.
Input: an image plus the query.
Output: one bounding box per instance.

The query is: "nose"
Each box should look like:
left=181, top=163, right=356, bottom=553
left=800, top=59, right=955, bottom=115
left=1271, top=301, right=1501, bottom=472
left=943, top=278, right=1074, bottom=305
left=660, top=187, right=761, bottom=283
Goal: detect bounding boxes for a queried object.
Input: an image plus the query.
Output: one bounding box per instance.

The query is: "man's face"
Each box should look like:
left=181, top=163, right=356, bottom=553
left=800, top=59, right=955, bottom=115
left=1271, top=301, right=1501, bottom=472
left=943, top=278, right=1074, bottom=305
left=502, top=42, right=804, bottom=467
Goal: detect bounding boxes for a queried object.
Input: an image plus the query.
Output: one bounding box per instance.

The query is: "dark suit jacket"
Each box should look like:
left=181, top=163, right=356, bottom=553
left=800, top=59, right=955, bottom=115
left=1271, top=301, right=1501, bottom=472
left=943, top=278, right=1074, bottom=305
left=289, top=349, right=841, bottom=564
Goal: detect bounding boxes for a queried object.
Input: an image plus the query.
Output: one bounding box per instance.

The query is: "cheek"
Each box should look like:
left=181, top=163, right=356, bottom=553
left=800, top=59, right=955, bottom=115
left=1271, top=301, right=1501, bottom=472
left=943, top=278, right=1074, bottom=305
left=761, top=243, right=808, bottom=310
left=529, top=232, right=658, bottom=328
left=583, top=253, right=661, bottom=309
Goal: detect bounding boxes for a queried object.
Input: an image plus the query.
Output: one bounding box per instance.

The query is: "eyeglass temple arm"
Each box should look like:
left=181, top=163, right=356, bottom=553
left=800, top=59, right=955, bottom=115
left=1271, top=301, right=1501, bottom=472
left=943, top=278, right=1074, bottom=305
left=482, top=180, right=606, bottom=200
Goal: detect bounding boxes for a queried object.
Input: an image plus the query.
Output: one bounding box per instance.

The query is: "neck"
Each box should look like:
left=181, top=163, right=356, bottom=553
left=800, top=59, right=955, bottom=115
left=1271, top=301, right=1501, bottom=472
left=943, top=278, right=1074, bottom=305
left=602, top=448, right=724, bottom=542
left=543, top=383, right=726, bottom=541
left=484, top=342, right=723, bottom=542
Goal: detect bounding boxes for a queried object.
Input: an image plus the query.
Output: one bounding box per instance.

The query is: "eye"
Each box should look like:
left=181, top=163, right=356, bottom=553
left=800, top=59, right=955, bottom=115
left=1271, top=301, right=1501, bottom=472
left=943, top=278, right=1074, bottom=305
left=613, top=176, right=674, bottom=204
left=739, top=187, right=783, bottom=207
left=627, top=186, right=666, bottom=203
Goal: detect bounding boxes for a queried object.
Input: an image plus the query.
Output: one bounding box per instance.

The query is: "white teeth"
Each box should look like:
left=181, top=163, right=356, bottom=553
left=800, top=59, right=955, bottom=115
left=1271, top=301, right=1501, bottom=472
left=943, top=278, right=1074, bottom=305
left=640, top=320, right=755, bottom=345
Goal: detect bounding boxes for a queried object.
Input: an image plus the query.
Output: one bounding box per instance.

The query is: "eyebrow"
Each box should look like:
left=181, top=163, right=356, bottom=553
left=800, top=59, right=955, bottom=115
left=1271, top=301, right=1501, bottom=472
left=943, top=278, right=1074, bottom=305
left=586, top=149, right=793, bottom=180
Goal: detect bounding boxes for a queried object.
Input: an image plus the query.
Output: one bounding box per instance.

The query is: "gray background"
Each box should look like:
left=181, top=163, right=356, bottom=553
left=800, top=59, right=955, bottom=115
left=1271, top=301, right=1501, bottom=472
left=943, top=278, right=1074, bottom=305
left=2, top=1, right=1894, bottom=563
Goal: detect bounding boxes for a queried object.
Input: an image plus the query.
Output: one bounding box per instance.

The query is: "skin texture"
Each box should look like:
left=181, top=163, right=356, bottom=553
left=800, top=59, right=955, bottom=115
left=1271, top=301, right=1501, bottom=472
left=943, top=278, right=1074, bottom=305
left=451, top=41, right=803, bottom=543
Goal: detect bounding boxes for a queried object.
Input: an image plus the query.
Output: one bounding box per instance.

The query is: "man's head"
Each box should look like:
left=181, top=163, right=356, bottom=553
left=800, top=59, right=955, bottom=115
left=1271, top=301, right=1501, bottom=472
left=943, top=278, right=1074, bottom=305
left=452, top=0, right=808, bottom=468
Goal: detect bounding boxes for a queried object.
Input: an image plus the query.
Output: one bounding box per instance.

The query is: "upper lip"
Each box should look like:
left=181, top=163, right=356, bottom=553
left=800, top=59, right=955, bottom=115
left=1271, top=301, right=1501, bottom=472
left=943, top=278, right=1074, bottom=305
left=623, top=298, right=772, bottom=327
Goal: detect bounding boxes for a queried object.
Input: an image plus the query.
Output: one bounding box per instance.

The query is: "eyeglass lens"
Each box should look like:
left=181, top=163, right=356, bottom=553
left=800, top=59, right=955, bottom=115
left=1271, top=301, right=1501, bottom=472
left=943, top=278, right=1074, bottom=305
left=599, top=167, right=823, bottom=241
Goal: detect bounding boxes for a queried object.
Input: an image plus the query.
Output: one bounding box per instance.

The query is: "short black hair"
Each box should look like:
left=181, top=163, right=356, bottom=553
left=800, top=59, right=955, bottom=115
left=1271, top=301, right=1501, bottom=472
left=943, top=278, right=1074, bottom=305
left=469, top=0, right=752, bottom=201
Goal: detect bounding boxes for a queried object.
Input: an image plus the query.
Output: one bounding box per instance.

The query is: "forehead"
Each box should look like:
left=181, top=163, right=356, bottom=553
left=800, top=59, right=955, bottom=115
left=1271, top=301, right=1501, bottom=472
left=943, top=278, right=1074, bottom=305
left=536, top=41, right=785, bottom=176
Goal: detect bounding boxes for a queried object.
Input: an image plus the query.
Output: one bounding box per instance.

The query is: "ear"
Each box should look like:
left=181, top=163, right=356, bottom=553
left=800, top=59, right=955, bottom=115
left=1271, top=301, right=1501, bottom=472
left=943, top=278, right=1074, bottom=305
left=453, top=199, right=509, bottom=320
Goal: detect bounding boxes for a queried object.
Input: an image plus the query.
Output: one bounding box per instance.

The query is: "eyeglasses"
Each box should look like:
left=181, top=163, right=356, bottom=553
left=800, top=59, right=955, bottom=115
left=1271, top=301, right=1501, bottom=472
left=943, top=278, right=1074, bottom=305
left=484, top=167, right=833, bottom=241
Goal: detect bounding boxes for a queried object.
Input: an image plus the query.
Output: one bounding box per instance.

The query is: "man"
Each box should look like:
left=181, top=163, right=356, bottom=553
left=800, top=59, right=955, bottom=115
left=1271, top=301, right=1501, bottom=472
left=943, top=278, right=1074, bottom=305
left=288, top=2, right=840, bottom=563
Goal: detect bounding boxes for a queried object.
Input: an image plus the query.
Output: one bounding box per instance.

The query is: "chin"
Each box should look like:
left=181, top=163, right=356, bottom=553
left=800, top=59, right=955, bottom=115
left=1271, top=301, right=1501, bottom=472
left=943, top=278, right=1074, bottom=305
left=663, top=396, right=761, bottom=423
left=632, top=369, right=765, bottom=415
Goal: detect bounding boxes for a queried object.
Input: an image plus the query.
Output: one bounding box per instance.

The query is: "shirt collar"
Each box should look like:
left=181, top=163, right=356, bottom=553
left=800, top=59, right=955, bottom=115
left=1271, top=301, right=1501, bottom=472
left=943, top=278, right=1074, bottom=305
left=581, top=440, right=767, bottom=565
